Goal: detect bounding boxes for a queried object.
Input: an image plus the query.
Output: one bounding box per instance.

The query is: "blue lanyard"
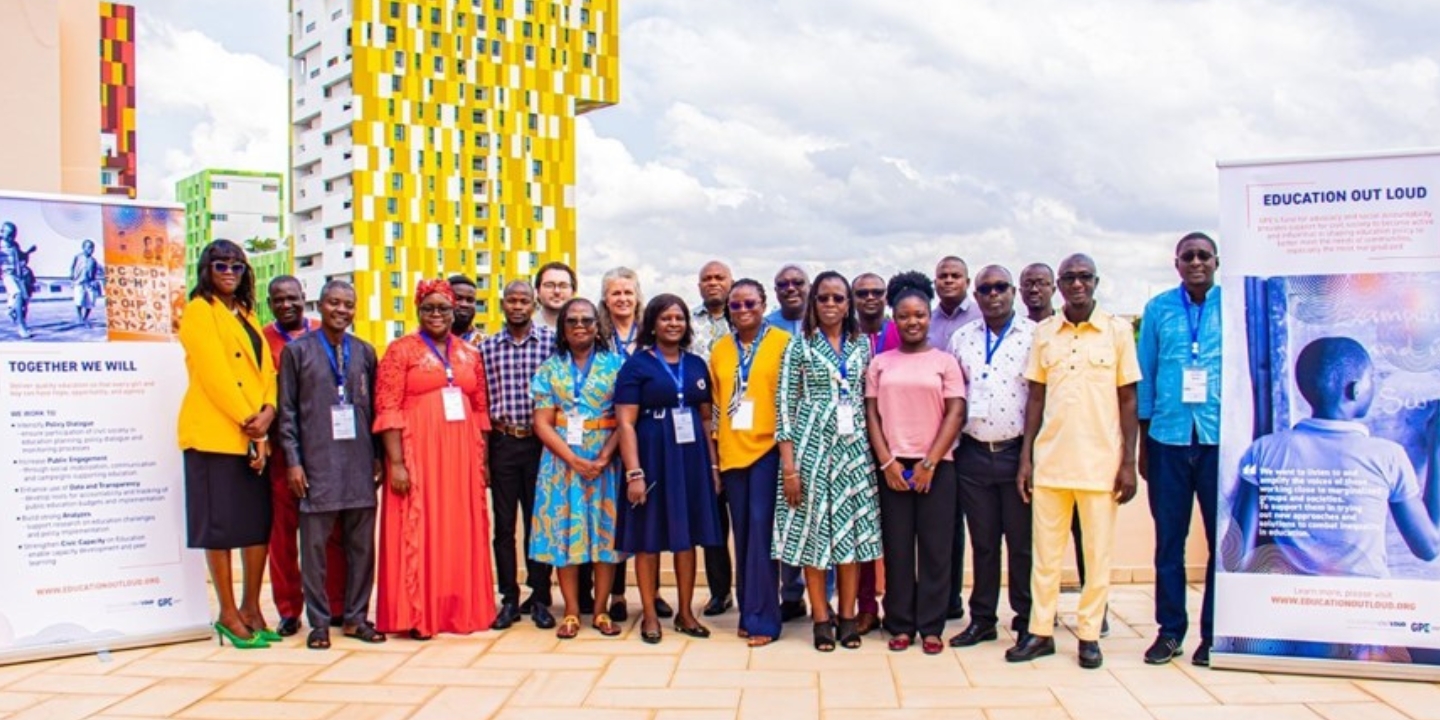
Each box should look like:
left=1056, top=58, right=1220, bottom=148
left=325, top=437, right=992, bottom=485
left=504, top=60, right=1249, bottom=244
left=1179, top=286, right=1205, bottom=361
left=733, top=326, right=768, bottom=393
left=653, top=350, right=687, bottom=407
left=615, top=323, right=637, bottom=358
left=984, top=316, right=1014, bottom=367
left=274, top=318, right=310, bottom=343
left=321, top=335, right=351, bottom=402
left=420, top=333, right=455, bottom=384
left=570, top=351, right=594, bottom=400
left=869, top=320, right=891, bottom=355
left=832, top=339, right=850, bottom=398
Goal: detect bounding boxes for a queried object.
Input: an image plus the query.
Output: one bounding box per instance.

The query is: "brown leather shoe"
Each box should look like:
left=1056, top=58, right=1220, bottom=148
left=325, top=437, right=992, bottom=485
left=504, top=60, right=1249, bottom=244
left=856, top=612, right=880, bottom=636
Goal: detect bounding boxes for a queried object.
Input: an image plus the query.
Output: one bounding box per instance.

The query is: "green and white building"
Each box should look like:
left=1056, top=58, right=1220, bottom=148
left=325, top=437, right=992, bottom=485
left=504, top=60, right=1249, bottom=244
left=176, top=168, right=291, bottom=323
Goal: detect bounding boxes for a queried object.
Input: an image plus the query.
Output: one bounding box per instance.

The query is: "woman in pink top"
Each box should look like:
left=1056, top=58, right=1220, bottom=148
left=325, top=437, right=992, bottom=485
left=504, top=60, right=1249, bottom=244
left=864, top=272, right=966, bottom=655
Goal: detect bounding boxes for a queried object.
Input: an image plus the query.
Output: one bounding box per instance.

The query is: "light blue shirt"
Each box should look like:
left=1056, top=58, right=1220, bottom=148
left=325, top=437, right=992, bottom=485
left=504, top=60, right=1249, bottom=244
left=1137, top=284, right=1221, bottom=446
left=763, top=309, right=803, bottom=336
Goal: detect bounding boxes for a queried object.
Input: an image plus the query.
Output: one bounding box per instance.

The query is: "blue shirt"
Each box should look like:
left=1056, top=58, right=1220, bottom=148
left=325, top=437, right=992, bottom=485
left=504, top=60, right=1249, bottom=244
left=763, top=309, right=803, bottom=336
left=1137, top=285, right=1221, bottom=446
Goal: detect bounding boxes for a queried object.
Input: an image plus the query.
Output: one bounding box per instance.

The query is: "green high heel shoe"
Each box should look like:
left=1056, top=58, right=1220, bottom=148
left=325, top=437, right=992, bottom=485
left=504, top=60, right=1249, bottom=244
left=248, top=626, right=283, bottom=643
left=214, top=622, right=270, bottom=649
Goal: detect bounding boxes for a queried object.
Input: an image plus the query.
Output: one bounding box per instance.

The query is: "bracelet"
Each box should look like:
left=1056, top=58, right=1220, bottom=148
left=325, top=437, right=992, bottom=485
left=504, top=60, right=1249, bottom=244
left=710, top=464, right=719, bottom=470
left=627, top=477, right=646, bottom=484
left=626, top=469, right=645, bottom=480
left=877, top=457, right=896, bottom=471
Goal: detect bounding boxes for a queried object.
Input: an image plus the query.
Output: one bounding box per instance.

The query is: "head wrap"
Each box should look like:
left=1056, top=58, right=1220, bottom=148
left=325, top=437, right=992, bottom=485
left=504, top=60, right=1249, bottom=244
left=414, top=278, right=456, bottom=307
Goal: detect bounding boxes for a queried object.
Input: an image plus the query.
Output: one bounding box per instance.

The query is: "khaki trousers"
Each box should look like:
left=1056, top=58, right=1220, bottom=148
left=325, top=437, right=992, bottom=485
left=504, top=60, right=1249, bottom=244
left=1028, top=486, right=1116, bottom=642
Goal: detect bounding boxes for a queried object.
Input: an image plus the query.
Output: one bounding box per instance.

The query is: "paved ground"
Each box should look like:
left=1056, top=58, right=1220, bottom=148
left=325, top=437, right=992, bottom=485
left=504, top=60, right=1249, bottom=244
left=0, top=583, right=1435, bottom=720
left=0, top=299, right=107, bottom=343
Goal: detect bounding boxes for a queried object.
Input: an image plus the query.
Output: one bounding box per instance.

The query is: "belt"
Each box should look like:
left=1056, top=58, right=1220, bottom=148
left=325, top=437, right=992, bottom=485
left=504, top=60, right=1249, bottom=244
left=555, top=416, right=618, bottom=430
left=494, top=422, right=534, bottom=439
left=965, top=435, right=1021, bottom=453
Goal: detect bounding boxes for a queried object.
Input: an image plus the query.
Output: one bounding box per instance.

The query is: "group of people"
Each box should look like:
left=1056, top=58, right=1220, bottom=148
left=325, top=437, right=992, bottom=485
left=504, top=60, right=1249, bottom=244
left=177, top=232, right=1223, bottom=671
left=0, top=221, right=106, bottom=339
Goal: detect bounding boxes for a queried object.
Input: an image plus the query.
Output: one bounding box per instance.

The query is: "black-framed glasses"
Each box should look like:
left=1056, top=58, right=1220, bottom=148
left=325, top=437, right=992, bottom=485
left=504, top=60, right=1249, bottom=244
left=815, top=293, right=848, bottom=306
left=1058, top=273, right=1096, bottom=285
left=1178, top=250, right=1215, bottom=263
left=540, top=281, right=572, bottom=291
left=418, top=304, right=454, bottom=316
left=853, top=289, right=884, bottom=299
left=564, top=316, right=597, bottom=327
left=211, top=260, right=247, bottom=275
left=775, top=279, right=806, bottom=291
left=976, top=282, right=1012, bottom=296
left=728, top=299, right=760, bottom=311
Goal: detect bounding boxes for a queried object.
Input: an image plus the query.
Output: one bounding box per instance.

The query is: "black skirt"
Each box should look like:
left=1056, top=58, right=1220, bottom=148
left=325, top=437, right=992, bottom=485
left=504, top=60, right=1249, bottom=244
left=184, top=449, right=272, bottom=549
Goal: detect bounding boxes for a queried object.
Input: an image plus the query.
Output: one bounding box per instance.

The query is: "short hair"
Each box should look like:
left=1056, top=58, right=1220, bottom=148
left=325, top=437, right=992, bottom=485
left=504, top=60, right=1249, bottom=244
left=320, top=279, right=355, bottom=300
left=502, top=279, right=534, bottom=297
left=802, top=270, right=858, bottom=341
left=1177, top=231, right=1218, bottom=254
left=1021, top=262, right=1053, bottom=278
left=269, top=274, right=301, bottom=293
left=554, top=298, right=611, bottom=356
left=598, top=266, right=644, bottom=339
left=975, top=265, right=1013, bottom=283
left=534, top=261, right=576, bottom=290
left=885, top=270, right=934, bottom=309
left=723, top=278, right=767, bottom=326
left=448, top=274, right=477, bottom=290
left=638, top=293, right=693, bottom=350
left=1295, top=337, right=1371, bottom=409
left=852, top=272, right=884, bottom=287
left=773, top=264, right=808, bottom=284
left=190, top=239, right=255, bottom=311
left=937, top=256, right=968, bottom=269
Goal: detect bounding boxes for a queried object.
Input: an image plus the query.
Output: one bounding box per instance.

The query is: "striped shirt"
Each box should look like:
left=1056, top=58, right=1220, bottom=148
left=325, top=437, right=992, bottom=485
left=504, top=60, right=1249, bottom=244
left=478, top=323, right=556, bottom=427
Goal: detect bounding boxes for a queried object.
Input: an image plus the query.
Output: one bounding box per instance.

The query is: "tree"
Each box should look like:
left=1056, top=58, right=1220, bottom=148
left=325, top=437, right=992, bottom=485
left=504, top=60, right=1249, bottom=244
left=245, top=236, right=278, bottom=253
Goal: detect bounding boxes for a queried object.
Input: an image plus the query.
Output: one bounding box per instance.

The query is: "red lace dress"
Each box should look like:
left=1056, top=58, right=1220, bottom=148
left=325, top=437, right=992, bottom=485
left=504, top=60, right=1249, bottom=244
left=373, top=333, right=496, bottom=635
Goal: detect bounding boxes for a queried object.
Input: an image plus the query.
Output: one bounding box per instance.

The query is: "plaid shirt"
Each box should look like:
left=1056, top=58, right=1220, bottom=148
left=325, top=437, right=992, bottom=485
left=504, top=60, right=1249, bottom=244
left=478, top=323, right=556, bottom=426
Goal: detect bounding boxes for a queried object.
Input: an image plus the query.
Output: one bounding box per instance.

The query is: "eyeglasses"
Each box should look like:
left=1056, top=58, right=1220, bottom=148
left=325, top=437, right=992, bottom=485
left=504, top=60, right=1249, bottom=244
left=540, top=281, right=573, bottom=291
left=211, top=261, right=247, bottom=275
left=728, top=299, right=760, bottom=311
left=418, top=304, right=455, bottom=316
left=815, top=293, right=848, bottom=306
left=1021, top=278, right=1052, bottom=289
left=1178, top=250, right=1215, bottom=263
left=853, top=289, right=885, bottom=299
left=1058, top=273, right=1096, bottom=285
left=564, top=316, right=597, bottom=327
left=775, top=279, right=806, bottom=291
left=976, top=282, right=1012, bottom=296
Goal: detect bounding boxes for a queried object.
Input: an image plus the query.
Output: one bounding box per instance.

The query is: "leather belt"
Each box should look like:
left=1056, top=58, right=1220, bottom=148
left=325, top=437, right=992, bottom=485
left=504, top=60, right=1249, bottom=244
left=965, top=435, right=1021, bottom=453
left=555, top=416, right=618, bottom=430
left=494, top=422, right=534, bottom=439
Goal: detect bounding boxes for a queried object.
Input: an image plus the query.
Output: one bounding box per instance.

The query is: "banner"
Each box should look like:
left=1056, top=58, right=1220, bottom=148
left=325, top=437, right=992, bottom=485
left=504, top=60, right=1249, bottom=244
left=1215, top=150, right=1440, bottom=680
left=0, top=191, right=208, bottom=664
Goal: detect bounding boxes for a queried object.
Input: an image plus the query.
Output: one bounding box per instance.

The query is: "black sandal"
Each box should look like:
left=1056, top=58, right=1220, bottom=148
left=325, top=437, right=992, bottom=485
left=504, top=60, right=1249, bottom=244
left=674, top=621, right=711, bottom=639
left=837, top=617, right=862, bottom=649
left=813, top=621, right=836, bottom=652
left=306, top=628, right=331, bottom=650
left=343, top=622, right=387, bottom=644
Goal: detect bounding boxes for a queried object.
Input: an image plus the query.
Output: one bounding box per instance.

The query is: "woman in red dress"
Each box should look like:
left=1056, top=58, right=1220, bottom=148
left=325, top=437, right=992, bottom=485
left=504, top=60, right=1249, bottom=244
left=374, top=279, right=497, bottom=638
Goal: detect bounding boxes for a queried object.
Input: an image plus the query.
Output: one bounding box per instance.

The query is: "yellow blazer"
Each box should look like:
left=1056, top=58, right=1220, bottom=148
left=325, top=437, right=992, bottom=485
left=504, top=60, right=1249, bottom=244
left=177, top=296, right=276, bottom=454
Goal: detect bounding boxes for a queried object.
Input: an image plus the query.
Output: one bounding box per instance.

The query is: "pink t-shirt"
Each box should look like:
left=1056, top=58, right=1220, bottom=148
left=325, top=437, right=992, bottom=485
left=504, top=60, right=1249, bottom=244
left=865, top=348, right=965, bottom=457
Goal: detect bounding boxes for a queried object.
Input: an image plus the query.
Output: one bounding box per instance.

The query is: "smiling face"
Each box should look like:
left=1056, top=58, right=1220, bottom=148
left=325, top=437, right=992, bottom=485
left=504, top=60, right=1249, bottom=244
left=654, top=302, right=688, bottom=348
left=935, top=258, right=970, bottom=306
left=773, top=267, right=809, bottom=316
left=561, top=300, right=598, bottom=353
left=605, top=277, right=638, bottom=322
left=852, top=274, right=886, bottom=321
left=208, top=253, right=247, bottom=298
left=451, top=282, right=477, bottom=330
left=893, top=294, right=930, bottom=346
left=813, top=277, right=850, bottom=332
left=319, top=285, right=356, bottom=334
left=697, top=262, right=733, bottom=309
left=1174, top=235, right=1218, bottom=292
left=536, top=267, right=574, bottom=312
left=973, top=266, right=1016, bottom=323
left=268, top=279, right=305, bottom=328
left=1020, top=265, right=1054, bottom=316
left=727, top=284, right=765, bottom=335
left=1056, top=255, right=1099, bottom=315
left=416, top=292, right=455, bottom=338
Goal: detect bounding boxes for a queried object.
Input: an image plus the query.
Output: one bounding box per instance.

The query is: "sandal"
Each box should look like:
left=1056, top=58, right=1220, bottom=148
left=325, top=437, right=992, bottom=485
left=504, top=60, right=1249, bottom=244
left=837, top=617, right=862, bottom=649
left=813, top=621, right=837, bottom=652
left=674, top=621, right=711, bottom=639
left=888, top=634, right=913, bottom=652
left=592, top=613, right=621, bottom=637
left=306, top=628, right=331, bottom=650
left=407, top=629, right=433, bottom=641
left=747, top=635, right=774, bottom=648
left=343, top=622, right=387, bottom=644
left=557, top=615, right=581, bottom=640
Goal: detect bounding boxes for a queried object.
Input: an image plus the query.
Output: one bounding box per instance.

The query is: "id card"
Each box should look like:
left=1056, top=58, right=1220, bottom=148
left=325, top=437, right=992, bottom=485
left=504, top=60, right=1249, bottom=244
left=968, top=383, right=991, bottom=420
left=442, top=386, right=466, bottom=422
left=732, top=400, right=755, bottom=431
left=1181, top=367, right=1208, bottom=404
left=836, top=404, right=857, bottom=436
left=331, top=404, right=357, bottom=440
left=565, top=412, right=585, bottom=446
left=673, top=408, right=696, bottom=444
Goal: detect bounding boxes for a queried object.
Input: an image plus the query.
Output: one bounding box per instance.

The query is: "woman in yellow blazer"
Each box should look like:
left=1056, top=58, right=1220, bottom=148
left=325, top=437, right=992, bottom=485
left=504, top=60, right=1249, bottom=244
left=178, top=239, right=279, bottom=649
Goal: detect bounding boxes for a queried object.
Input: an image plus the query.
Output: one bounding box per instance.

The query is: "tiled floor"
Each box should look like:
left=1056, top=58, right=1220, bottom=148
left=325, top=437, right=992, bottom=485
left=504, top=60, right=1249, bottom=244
left=1, top=584, right=1434, bottom=719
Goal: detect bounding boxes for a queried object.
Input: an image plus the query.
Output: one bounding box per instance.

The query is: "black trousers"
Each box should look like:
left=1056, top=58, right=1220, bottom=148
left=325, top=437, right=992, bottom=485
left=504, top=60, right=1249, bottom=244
left=703, top=488, right=733, bottom=599
left=488, top=433, right=551, bottom=605
left=880, top=460, right=957, bottom=638
left=299, top=507, right=377, bottom=629
left=954, top=438, right=1032, bottom=630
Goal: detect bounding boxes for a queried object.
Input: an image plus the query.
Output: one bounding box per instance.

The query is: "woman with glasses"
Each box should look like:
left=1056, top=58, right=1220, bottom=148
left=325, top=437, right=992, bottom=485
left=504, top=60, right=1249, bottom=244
left=774, top=270, right=882, bottom=652
left=373, top=279, right=497, bottom=639
left=178, top=240, right=279, bottom=649
left=528, top=299, right=627, bottom=639
left=709, top=279, right=790, bottom=646
left=864, top=272, right=965, bottom=655
left=615, top=294, right=723, bottom=644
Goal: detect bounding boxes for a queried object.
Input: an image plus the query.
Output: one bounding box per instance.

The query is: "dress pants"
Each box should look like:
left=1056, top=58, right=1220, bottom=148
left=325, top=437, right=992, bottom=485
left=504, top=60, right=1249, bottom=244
left=948, top=449, right=968, bottom=614
left=703, top=489, right=734, bottom=601
left=954, top=438, right=1032, bottom=630
left=489, top=433, right=551, bottom=605
left=1029, top=486, right=1115, bottom=642
left=300, top=507, right=377, bottom=629
left=1147, top=437, right=1218, bottom=644
left=879, top=461, right=956, bottom=638
left=723, top=449, right=782, bottom=639
left=268, top=457, right=346, bottom=620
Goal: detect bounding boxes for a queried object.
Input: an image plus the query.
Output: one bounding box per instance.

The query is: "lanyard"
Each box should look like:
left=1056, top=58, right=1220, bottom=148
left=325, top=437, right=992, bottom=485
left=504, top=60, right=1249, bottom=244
left=1179, top=286, right=1205, bottom=361
left=733, top=326, right=768, bottom=394
left=984, top=315, right=1014, bottom=366
left=420, top=333, right=455, bottom=385
left=832, top=339, right=850, bottom=398
left=274, top=318, right=310, bottom=343
left=653, top=350, right=687, bottom=407
left=868, top=320, right=891, bottom=355
left=615, top=323, right=637, bottom=358
left=570, top=351, right=594, bottom=400
left=321, top=335, right=351, bottom=402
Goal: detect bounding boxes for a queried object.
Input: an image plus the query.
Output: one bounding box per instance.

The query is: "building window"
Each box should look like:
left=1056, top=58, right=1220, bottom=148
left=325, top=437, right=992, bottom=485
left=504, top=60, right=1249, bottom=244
left=393, top=124, right=405, bottom=141
left=386, top=198, right=398, bottom=214
left=210, top=213, right=228, bottom=221
left=390, top=271, right=401, bottom=289
left=430, top=7, right=440, bottom=23
left=389, top=1, right=400, bottom=19
left=391, top=173, right=403, bottom=191
left=391, top=75, right=402, bottom=91
left=210, top=181, right=228, bottom=189
left=385, top=25, right=396, bottom=42
left=261, top=183, right=279, bottom=192
left=531, top=159, right=541, bottom=176
left=262, top=215, right=279, bottom=223
left=393, top=297, right=402, bottom=313
left=524, top=45, right=535, bottom=62
left=385, top=247, right=396, bottom=263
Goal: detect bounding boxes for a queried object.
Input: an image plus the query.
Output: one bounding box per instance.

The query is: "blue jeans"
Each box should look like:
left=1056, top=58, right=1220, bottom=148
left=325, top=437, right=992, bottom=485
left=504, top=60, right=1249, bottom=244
left=1146, top=437, right=1218, bottom=644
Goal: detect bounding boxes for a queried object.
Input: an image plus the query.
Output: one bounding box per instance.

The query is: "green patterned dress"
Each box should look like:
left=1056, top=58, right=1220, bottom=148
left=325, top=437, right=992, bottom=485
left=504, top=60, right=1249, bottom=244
left=772, top=331, right=882, bottom=567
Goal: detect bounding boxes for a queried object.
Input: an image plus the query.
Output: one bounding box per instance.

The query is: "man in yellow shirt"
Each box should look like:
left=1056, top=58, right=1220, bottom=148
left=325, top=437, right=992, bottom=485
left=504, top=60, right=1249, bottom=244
left=1007, top=254, right=1142, bottom=670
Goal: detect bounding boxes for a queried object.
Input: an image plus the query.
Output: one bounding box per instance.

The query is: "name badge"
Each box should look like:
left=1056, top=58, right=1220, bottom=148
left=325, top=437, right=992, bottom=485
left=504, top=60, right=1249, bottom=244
left=673, top=407, right=697, bottom=444
left=331, top=404, right=357, bottom=441
left=565, top=412, right=585, bottom=446
left=732, top=400, right=755, bottom=431
left=968, top=382, right=991, bottom=420
left=442, top=386, right=466, bottom=422
left=1182, top=367, right=1208, bottom=404
left=836, top=403, right=857, bottom=436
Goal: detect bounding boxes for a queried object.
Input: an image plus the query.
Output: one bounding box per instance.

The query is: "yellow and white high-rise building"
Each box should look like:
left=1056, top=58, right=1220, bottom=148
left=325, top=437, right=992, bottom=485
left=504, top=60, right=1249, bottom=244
left=289, top=0, right=618, bottom=348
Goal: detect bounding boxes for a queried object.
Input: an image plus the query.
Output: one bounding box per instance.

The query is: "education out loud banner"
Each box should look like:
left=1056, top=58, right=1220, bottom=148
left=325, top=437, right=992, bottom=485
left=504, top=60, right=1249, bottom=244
left=1215, top=149, right=1440, bottom=680
left=0, top=190, right=208, bottom=664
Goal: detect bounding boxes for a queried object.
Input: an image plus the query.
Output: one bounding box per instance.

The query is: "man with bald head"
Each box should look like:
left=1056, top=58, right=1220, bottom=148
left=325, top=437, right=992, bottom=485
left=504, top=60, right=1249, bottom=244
left=1008, top=254, right=1141, bottom=670
left=480, top=279, right=558, bottom=630
left=692, top=260, right=735, bottom=615
left=764, top=264, right=808, bottom=335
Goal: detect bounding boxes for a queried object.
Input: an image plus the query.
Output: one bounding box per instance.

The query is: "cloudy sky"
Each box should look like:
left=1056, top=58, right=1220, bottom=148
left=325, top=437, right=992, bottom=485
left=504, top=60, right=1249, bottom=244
left=130, top=0, right=1439, bottom=313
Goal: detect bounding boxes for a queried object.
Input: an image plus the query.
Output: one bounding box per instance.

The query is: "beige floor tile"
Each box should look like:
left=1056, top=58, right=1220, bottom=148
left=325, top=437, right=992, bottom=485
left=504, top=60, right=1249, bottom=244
left=9, top=673, right=156, bottom=696
left=473, top=652, right=609, bottom=671
left=1152, top=705, right=1323, bottom=720
left=1112, top=667, right=1216, bottom=706
left=675, top=644, right=750, bottom=672
left=651, top=711, right=736, bottom=720
left=176, top=699, right=341, bottom=720
left=113, top=660, right=258, bottom=682
left=207, top=665, right=323, bottom=701
left=746, top=649, right=889, bottom=673
left=101, top=679, right=219, bottom=717
left=554, top=639, right=689, bottom=656
left=322, top=704, right=418, bottom=720
left=9, top=695, right=123, bottom=720
left=494, top=710, right=650, bottom=720
left=672, top=670, right=814, bottom=689
left=49, top=648, right=157, bottom=676
left=488, top=631, right=562, bottom=654
left=383, top=666, right=529, bottom=688
left=401, top=643, right=489, bottom=668
left=888, top=652, right=971, bottom=689
left=966, top=667, right=1122, bottom=689
left=817, top=669, right=896, bottom=709
left=283, top=682, right=435, bottom=704
left=143, top=644, right=225, bottom=662
left=1174, top=663, right=1275, bottom=686
left=1053, top=686, right=1152, bottom=720
left=587, top=688, right=740, bottom=709
left=506, top=670, right=601, bottom=707
left=827, top=711, right=983, bottom=720
left=226, top=648, right=349, bottom=667
left=983, top=708, right=1074, bottom=720
left=1309, top=703, right=1415, bottom=720
left=1353, top=680, right=1440, bottom=720
left=0, top=694, right=49, bottom=712
left=0, top=663, right=63, bottom=690
left=899, top=687, right=1058, bottom=709
left=737, top=687, right=817, bottom=720
left=1206, top=683, right=1373, bottom=704
left=407, top=687, right=513, bottom=720
left=310, top=653, right=407, bottom=683
left=597, top=656, right=677, bottom=688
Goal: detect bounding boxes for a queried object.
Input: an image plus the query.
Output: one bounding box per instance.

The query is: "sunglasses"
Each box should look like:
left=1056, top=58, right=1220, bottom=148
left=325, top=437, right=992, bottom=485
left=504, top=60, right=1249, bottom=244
left=1178, top=250, right=1215, bottom=263
left=418, top=304, right=454, bottom=316
left=1058, top=273, right=1096, bottom=285
left=976, top=282, right=1012, bottom=296
left=853, top=289, right=884, bottom=299
left=211, top=260, right=247, bottom=275
left=775, top=279, right=806, bottom=291
left=564, top=316, right=597, bottom=327
left=815, top=293, right=848, bottom=306
left=728, top=299, right=761, bottom=312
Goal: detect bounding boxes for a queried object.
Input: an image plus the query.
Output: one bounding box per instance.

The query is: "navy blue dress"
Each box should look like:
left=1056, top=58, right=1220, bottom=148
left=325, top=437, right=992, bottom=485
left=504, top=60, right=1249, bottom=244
left=615, top=349, right=722, bottom=553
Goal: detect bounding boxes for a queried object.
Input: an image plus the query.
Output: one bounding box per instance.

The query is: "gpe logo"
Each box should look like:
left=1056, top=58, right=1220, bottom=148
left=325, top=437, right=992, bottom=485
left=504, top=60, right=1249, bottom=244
left=1410, top=622, right=1431, bottom=634
left=156, top=597, right=174, bottom=608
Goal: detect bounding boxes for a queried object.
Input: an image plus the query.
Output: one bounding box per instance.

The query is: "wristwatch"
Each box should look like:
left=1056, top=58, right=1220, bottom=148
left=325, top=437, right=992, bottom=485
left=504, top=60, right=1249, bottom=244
left=920, top=458, right=936, bottom=471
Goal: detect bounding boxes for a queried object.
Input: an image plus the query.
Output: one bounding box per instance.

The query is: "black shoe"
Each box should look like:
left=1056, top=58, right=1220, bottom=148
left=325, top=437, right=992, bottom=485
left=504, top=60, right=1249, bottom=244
left=655, top=598, right=675, bottom=619
left=519, top=596, right=534, bottom=615
left=531, top=604, right=557, bottom=629
left=276, top=617, right=301, bottom=637
left=1144, top=636, right=1182, bottom=665
left=608, top=599, right=628, bottom=623
left=949, top=623, right=998, bottom=648
left=702, top=594, right=734, bottom=617
left=945, top=604, right=965, bottom=620
left=1100, top=614, right=1111, bottom=638
left=1005, top=634, right=1055, bottom=662
left=1078, top=640, right=1103, bottom=669
left=491, top=602, right=522, bottom=630
left=1192, top=641, right=1211, bottom=667
left=780, top=600, right=808, bottom=623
